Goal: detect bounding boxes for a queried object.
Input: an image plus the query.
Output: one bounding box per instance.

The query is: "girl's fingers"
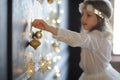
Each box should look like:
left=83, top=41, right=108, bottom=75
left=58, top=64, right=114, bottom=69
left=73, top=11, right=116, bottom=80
left=32, top=19, right=45, bottom=30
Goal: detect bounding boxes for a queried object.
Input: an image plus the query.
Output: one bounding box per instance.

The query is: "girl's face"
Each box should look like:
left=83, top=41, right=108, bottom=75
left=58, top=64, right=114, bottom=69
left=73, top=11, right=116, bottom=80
left=81, top=8, right=98, bottom=31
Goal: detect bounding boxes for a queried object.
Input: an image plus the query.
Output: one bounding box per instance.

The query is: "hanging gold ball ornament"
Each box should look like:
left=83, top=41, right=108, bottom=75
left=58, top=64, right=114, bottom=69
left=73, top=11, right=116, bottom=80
left=47, top=0, right=54, bottom=4
left=29, top=39, right=41, bottom=49
left=26, top=59, right=35, bottom=76
left=35, top=30, right=42, bottom=39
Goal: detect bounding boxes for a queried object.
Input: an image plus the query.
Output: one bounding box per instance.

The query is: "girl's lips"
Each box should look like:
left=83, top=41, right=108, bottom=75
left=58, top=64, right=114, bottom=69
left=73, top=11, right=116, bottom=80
left=82, top=23, right=88, bottom=29
left=83, top=23, right=87, bottom=26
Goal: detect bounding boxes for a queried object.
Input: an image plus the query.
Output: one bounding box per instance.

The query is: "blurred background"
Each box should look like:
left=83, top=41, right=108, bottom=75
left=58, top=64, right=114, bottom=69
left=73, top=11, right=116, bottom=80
left=0, top=0, right=120, bottom=80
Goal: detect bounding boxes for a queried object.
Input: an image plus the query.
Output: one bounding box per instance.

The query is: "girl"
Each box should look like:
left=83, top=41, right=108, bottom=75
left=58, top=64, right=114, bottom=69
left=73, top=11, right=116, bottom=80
left=32, top=0, right=120, bottom=80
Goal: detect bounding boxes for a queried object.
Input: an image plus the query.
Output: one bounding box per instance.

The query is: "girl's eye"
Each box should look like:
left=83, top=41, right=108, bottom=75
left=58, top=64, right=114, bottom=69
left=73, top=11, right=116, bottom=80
left=87, top=14, right=91, bottom=17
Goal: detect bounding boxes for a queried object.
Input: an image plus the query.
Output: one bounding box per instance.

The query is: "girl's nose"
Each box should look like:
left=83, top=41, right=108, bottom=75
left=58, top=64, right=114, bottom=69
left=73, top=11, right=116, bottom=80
left=81, top=15, right=86, bottom=23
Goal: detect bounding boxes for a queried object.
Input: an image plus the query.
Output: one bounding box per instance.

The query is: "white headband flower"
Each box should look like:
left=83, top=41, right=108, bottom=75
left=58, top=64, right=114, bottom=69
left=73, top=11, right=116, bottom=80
left=79, top=3, right=105, bottom=19
left=79, top=3, right=84, bottom=13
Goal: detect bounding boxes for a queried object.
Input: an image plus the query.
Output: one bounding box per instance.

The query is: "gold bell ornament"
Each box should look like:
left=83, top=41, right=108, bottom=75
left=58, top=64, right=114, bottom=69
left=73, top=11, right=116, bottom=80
left=29, top=39, right=41, bottom=49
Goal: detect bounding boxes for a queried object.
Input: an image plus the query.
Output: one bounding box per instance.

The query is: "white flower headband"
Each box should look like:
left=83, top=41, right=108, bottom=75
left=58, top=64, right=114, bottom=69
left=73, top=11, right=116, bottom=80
left=79, top=3, right=106, bottom=19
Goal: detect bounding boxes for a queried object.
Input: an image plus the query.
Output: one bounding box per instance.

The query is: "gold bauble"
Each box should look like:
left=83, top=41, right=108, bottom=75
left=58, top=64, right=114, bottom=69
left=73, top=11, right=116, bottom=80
left=29, top=39, right=41, bottom=49
left=47, top=0, right=54, bottom=4
left=35, top=31, right=42, bottom=39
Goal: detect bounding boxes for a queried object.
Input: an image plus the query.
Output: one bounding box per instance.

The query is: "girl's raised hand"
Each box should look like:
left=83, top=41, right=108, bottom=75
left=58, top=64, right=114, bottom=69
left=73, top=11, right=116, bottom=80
left=32, top=19, right=58, bottom=35
left=32, top=19, right=49, bottom=30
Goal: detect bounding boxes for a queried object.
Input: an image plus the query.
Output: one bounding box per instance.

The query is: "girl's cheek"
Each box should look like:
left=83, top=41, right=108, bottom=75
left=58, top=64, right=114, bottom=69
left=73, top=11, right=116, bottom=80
left=81, top=16, right=84, bottom=23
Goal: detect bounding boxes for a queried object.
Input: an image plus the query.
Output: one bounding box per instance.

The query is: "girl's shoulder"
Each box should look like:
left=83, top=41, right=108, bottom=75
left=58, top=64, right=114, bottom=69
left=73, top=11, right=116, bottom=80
left=88, top=30, right=103, bottom=37
left=89, top=30, right=112, bottom=44
left=89, top=30, right=109, bottom=37
left=89, top=30, right=112, bottom=47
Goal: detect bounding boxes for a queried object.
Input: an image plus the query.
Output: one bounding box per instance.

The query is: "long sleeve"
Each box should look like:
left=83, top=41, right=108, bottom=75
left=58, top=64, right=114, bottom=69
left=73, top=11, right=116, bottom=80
left=53, top=28, right=90, bottom=47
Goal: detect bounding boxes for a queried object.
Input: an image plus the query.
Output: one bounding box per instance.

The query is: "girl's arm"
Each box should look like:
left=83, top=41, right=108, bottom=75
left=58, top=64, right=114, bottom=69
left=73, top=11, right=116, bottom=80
left=32, top=19, right=90, bottom=47
left=46, top=25, right=58, bottom=35
left=32, top=19, right=58, bottom=35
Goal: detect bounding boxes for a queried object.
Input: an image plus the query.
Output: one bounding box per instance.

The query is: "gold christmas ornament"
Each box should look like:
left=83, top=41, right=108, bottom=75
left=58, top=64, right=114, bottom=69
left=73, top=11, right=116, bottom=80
left=28, top=21, right=43, bottom=49
left=35, top=30, right=42, bottom=39
left=29, top=39, right=41, bottom=49
left=47, top=0, right=54, bottom=4
left=26, top=59, right=35, bottom=76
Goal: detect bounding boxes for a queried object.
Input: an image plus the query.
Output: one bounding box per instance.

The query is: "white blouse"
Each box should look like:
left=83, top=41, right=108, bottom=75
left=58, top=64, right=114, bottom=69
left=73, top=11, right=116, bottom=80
left=53, top=28, right=120, bottom=80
